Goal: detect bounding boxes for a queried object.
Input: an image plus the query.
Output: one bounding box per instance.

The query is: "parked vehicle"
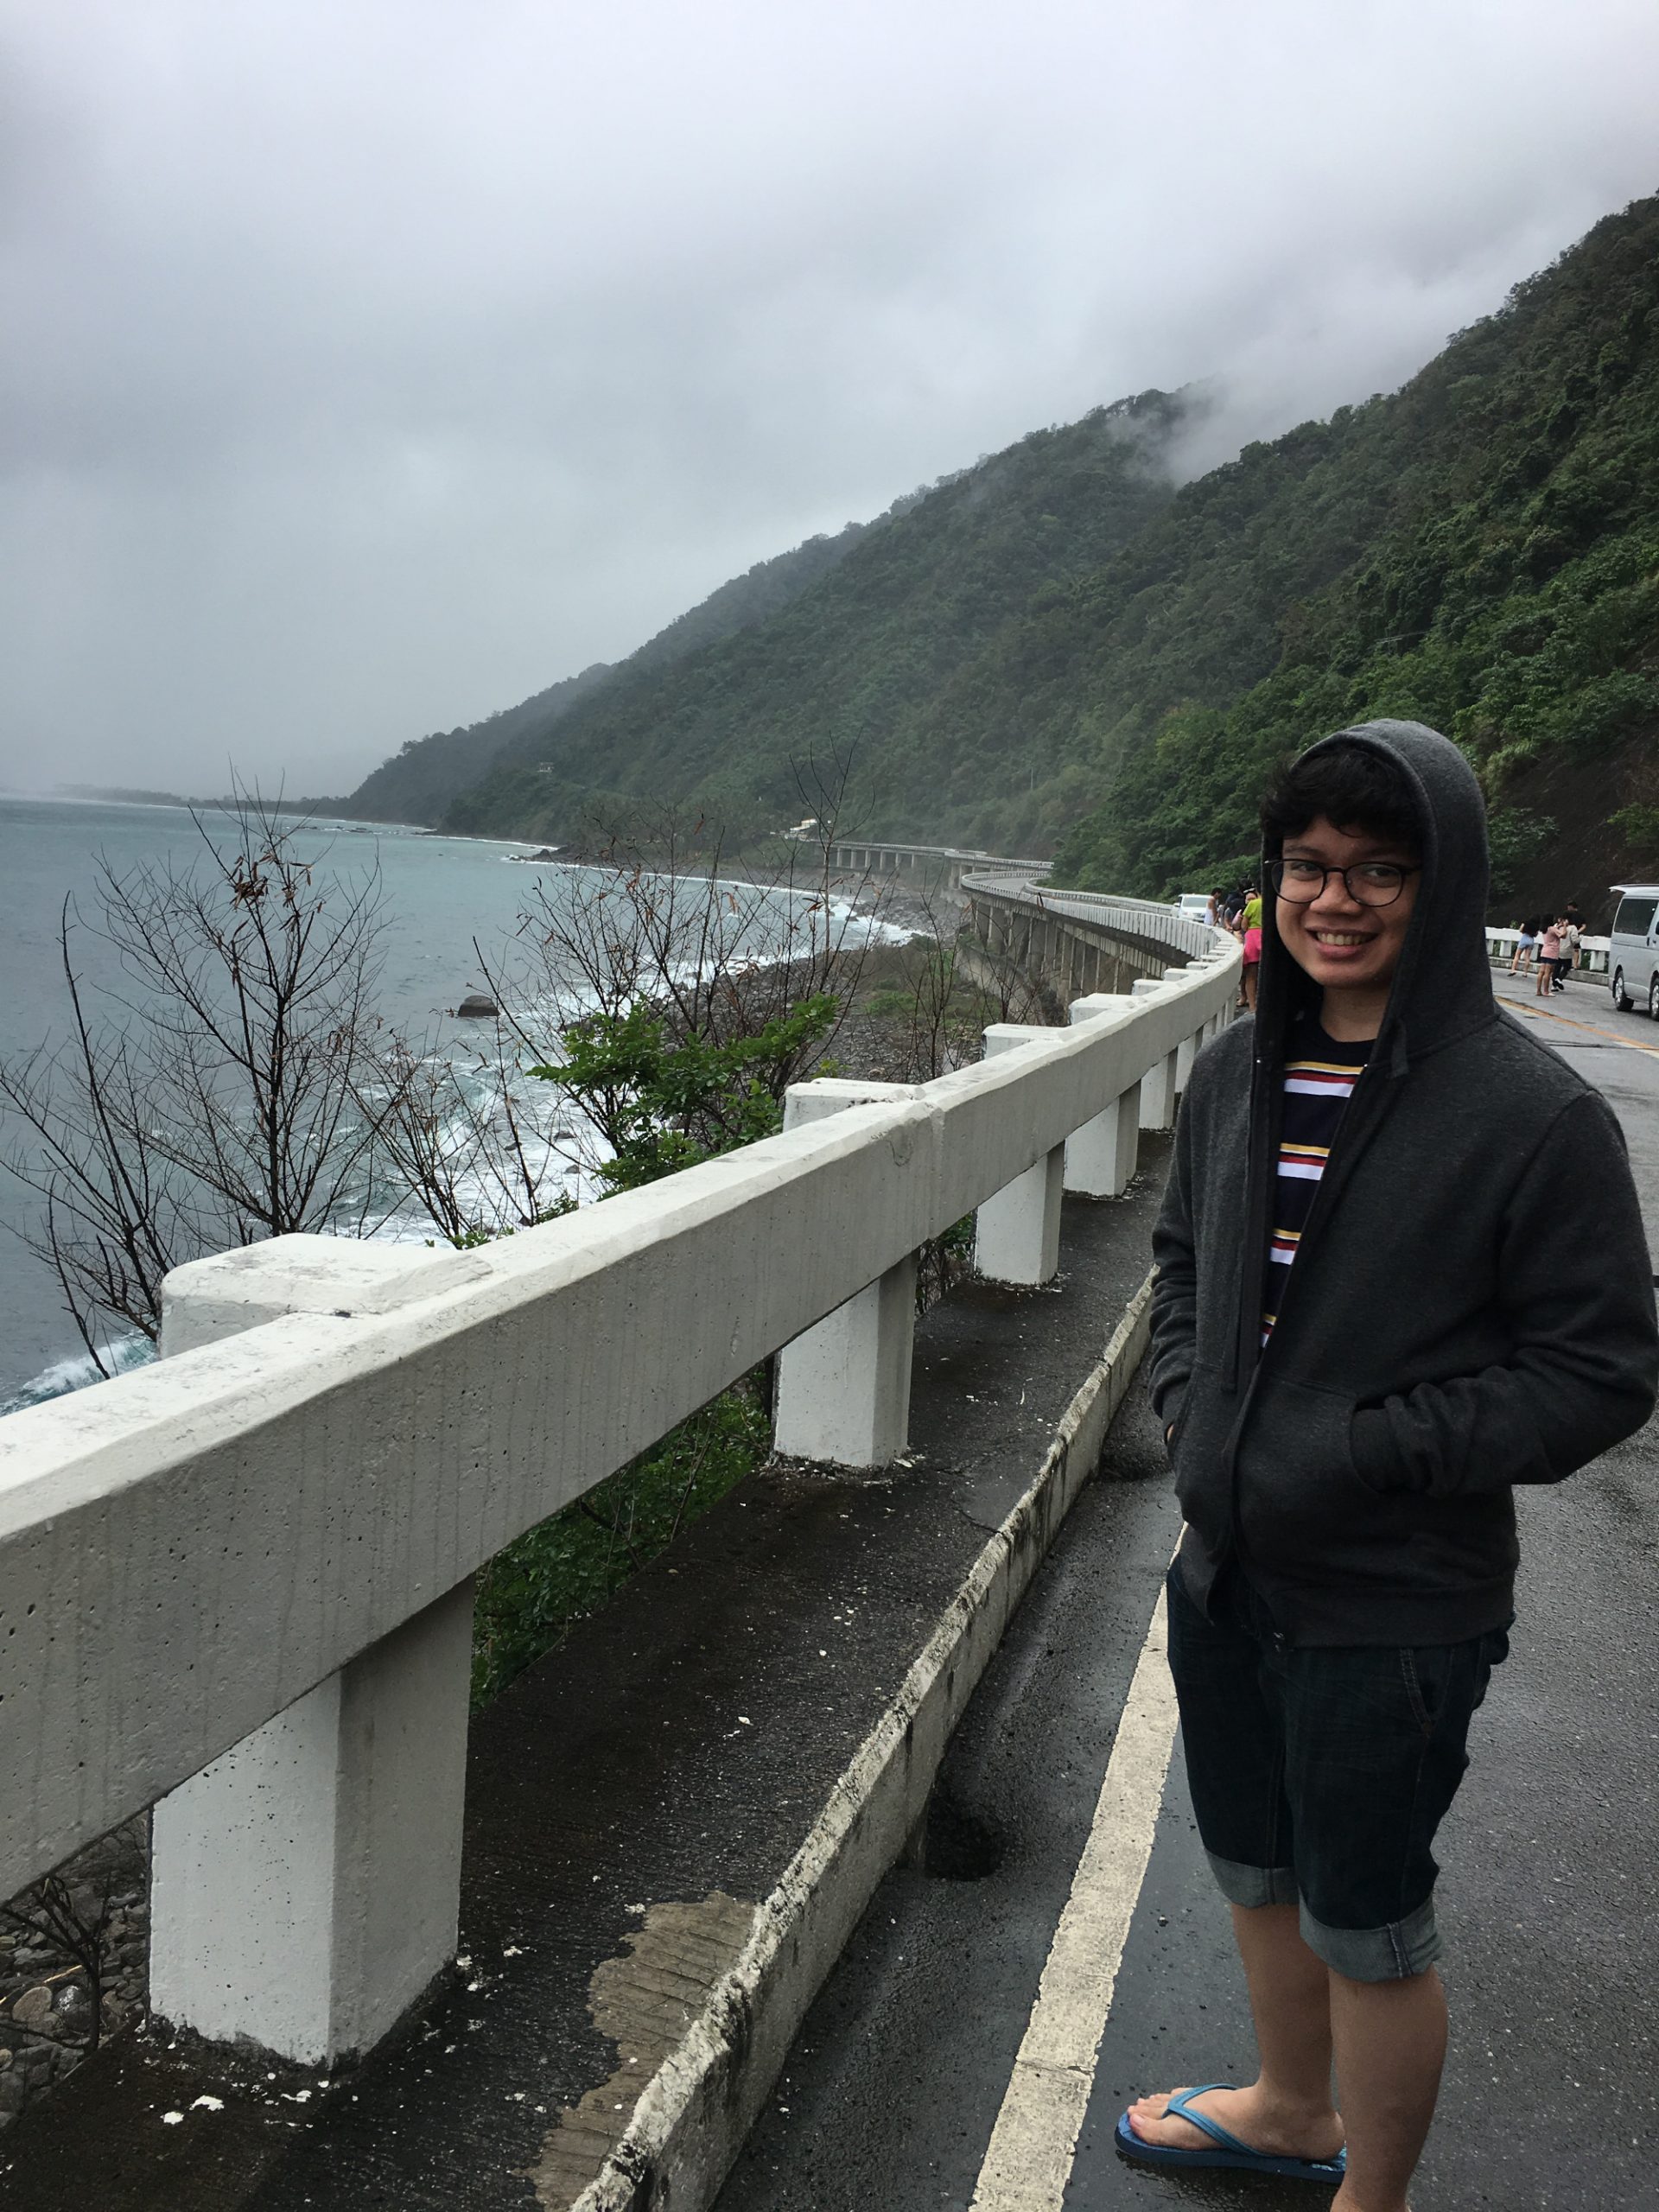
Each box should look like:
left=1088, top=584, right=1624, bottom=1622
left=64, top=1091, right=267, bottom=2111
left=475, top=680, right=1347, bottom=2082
left=1174, top=892, right=1212, bottom=923
left=1606, top=883, right=1659, bottom=1015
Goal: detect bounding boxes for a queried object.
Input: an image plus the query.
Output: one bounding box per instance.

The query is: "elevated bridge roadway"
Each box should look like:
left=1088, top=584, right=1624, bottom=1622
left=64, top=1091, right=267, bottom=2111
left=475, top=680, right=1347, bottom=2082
left=1, top=876, right=1235, bottom=2207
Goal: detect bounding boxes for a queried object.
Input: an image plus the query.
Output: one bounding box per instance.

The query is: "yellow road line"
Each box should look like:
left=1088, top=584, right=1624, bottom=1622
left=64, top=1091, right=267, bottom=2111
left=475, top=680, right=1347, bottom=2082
left=1498, top=987, right=1659, bottom=1059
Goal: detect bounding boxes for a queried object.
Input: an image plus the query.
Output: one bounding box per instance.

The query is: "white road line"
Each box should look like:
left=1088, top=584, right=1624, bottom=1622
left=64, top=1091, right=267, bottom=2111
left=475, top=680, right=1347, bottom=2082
left=969, top=1581, right=1179, bottom=2212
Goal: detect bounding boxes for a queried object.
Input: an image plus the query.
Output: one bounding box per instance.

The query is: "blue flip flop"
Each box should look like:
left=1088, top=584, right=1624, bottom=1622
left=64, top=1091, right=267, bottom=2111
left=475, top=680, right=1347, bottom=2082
left=1115, top=2083, right=1346, bottom=2183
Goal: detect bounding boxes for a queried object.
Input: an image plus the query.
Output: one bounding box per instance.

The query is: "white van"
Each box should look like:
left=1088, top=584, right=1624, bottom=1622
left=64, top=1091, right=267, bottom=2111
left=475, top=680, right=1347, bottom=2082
left=1606, top=884, right=1659, bottom=1015
left=1174, top=892, right=1213, bottom=923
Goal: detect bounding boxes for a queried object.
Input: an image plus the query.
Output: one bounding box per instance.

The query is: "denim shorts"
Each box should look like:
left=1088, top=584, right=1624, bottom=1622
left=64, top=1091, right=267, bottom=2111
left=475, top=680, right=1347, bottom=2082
left=1166, top=1557, right=1510, bottom=1982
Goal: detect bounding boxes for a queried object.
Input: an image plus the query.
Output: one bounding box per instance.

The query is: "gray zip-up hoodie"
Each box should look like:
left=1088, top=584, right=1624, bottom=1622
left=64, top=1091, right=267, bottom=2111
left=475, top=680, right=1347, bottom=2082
left=1149, top=720, right=1658, bottom=1645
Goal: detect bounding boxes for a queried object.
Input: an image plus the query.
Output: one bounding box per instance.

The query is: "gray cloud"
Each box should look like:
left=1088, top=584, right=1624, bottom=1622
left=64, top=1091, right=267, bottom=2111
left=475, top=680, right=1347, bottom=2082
left=3, top=0, right=1656, bottom=793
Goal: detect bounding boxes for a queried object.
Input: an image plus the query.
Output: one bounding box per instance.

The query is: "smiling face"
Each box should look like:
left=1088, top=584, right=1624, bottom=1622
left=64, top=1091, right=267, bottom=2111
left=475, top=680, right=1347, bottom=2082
left=1275, top=814, right=1421, bottom=1039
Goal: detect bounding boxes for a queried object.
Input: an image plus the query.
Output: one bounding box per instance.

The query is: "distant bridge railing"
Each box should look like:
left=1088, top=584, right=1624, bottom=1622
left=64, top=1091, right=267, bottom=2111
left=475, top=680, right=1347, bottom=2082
left=959, top=866, right=1220, bottom=998
left=0, top=915, right=1239, bottom=2069
left=824, top=838, right=1052, bottom=890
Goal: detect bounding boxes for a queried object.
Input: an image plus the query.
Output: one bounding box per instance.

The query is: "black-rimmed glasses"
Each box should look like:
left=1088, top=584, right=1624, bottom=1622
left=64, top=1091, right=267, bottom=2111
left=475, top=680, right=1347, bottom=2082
left=1269, top=857, right=1421, bottom=909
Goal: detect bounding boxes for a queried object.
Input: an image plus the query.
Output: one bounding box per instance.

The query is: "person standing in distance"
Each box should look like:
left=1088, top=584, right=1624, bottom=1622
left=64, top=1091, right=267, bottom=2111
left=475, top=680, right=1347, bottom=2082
left=1121, top=722, right=1656, bottom=2209
left=1554, top=907, right=1584, bottom=992
left=1535, top=913, right=1564, bottom=997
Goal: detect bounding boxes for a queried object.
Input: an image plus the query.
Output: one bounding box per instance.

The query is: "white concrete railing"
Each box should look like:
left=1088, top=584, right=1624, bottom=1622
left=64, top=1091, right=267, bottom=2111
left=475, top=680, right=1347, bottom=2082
left=960, top=868, right=1219, bottom=963
left=0, top=931, right=1237, bottom=2067
left=825, top=838, right=1051, bottom=874
left=1484, top=926, right=1611, bottom=976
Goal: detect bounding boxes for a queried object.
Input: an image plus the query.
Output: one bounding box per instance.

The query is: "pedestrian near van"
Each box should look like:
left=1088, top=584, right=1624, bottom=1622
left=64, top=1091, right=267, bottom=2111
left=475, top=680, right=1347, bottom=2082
left=1554, top=910, right=1583, bottom=993
left=1122, top=721, right=1657, bottom=2211
left=1535, top=915, right=1563, bottom=996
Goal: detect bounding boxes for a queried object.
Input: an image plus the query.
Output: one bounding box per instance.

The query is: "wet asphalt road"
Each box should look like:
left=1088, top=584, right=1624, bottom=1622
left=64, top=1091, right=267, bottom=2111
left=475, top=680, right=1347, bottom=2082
left=714, top=966, right=1659, bottom=2212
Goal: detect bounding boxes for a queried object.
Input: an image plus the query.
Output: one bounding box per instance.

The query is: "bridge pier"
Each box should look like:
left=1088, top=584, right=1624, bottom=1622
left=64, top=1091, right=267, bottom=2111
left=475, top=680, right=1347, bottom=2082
left=1129, top=982, right=1182, bottom=1130
left=975, top=1027, right=1067, bottom=1283
left=772, top=1082, right=920, bottom=1467
left=147, top=1239, right=477, bottom=2064
left=1063, top=994, right=1143, bottom=1198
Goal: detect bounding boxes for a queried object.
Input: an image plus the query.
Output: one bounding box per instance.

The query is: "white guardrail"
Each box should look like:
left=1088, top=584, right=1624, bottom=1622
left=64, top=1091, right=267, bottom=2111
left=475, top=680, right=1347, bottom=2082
left=0, top=923, right=1240, bottom=2067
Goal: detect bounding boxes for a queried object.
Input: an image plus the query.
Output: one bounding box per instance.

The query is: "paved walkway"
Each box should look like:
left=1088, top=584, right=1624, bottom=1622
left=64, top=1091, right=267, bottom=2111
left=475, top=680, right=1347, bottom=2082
left=715, top=965, right=1659, bottom=2212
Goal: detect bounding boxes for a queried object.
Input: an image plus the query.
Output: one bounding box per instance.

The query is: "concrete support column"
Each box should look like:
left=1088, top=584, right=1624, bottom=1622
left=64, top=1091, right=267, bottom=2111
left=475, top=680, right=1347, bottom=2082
left=1176, top=1027, right=1200, bottom=1094
left=1062, top=994, right=1142, bottom=1197
left=1129, top=979, right=1180, bottom=1130
left=148, top=1236, right=479, bottom=2064
left=976, top=1026, right=1065, bottom=1283
left=772, top=1080, right=919, bottom=1467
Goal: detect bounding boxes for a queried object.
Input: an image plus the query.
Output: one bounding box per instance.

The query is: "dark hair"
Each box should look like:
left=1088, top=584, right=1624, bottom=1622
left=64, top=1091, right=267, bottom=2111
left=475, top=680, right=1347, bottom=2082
left=1260, top=741, right=1421, bottom=857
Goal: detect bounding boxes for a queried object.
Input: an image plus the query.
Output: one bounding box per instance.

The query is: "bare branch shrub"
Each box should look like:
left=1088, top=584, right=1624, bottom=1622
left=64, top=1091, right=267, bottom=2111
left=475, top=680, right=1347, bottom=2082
left=478, top=800, right=887, bottom=1185
left=0, top=1820, right=145, bottom=2058
left=0, top=795, right=397, bottom=1368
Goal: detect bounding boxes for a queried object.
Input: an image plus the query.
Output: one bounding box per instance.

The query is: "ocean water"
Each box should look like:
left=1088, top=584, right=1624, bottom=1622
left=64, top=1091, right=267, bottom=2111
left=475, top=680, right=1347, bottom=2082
left=0, top=796, right=887, bottom=1413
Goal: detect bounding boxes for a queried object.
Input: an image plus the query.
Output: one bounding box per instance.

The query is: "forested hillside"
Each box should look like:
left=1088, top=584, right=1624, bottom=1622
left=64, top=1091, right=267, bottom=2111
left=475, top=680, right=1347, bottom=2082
left=342, top=521, right=871, bottom=825
left=1048, top=194, right=1659, bottom=912
left=343, top=663, right=613, bottom=823
left=441, top=391, right=1189, bottom=849
left=362, top=195, right=1658, bottom=917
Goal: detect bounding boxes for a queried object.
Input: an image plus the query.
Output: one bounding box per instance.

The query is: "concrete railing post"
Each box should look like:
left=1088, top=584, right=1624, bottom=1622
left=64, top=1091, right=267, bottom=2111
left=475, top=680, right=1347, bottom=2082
left=976, top=1026, right=1065, bottom=1283
left=1130, top=979, right=1181, bottom=1130
left=148, top=1236, right=479, bottom=2064
left=772, top=1080, right=920, bottom=1467
left=1163, top=970, right=1204, bottom=1097
left=1062, top=994, right=1142, bottom=1197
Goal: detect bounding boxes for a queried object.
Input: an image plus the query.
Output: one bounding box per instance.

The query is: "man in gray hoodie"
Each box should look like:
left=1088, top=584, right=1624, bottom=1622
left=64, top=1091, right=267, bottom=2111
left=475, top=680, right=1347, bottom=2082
left=1119, top=723, right=1657, bottom=2209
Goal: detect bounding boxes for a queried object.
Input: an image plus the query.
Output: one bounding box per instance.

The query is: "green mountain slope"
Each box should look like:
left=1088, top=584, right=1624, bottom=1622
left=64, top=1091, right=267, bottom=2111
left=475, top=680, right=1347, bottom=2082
left=377, top=193, right=1658, bottom=918
left=343, top=663, right=614, bottom=823
left=442, top=391, right=1190, bottom=851
left=1048, top=194, right=1659, bottom=912
left=342, top=522, right=872, bottom=825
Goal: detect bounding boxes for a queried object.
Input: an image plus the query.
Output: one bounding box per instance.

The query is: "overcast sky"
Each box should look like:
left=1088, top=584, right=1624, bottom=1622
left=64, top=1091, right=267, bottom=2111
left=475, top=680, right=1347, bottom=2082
left=3, top=0, right=1656, bottom=798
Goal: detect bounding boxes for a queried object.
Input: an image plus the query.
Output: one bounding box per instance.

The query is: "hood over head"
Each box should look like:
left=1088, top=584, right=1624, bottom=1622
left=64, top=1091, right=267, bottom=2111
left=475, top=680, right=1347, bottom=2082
left=1255, top=718, right=1496, bottom=1075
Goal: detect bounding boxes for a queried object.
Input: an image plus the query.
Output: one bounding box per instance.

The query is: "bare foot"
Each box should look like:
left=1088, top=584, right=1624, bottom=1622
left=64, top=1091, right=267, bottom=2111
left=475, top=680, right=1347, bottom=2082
left=1126, top=2081, right=1344, bottom=2163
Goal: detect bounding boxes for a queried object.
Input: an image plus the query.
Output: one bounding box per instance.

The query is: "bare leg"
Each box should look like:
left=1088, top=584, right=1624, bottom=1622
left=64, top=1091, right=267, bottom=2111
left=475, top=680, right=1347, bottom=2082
left=1126, top=1903, right=1342, bottom=2159
left=1328, top=1965, right=1446, bottom=2212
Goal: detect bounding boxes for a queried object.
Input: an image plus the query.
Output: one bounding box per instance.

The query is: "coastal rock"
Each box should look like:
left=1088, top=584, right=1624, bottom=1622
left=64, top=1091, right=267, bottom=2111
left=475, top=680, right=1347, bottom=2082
left=10, top=1986, right=53, bottom=2028
left=454, top=994, right=499, bottom=1019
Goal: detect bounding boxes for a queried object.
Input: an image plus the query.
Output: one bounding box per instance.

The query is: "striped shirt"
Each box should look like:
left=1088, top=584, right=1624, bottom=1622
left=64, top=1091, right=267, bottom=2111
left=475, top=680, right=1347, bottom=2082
left=1262, top=1021, right=1371, bottom=1344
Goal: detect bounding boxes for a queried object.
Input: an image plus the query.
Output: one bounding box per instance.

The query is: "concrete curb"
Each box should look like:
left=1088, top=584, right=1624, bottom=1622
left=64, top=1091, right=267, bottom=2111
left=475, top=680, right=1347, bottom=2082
left=574, top=1268, right=1157, bottom=2212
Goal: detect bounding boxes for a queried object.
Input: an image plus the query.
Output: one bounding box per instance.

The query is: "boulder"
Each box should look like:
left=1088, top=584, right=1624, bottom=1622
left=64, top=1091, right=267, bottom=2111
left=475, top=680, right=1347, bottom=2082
left=454, top=994, right=499, bottom=1019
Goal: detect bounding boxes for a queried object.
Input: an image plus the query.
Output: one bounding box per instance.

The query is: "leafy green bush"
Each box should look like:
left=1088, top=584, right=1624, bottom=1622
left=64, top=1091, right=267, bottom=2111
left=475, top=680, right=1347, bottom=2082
left=531, top=992, right=840, bottom=1192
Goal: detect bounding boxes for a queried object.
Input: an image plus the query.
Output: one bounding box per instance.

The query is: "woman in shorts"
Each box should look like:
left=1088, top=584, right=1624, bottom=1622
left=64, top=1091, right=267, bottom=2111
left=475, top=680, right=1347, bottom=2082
left=1535, top=915, right=1563, bottom=997
left=1241, top=917, right=1262, bottom=1010
left=1510, top=917, right=1538, bottom=976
